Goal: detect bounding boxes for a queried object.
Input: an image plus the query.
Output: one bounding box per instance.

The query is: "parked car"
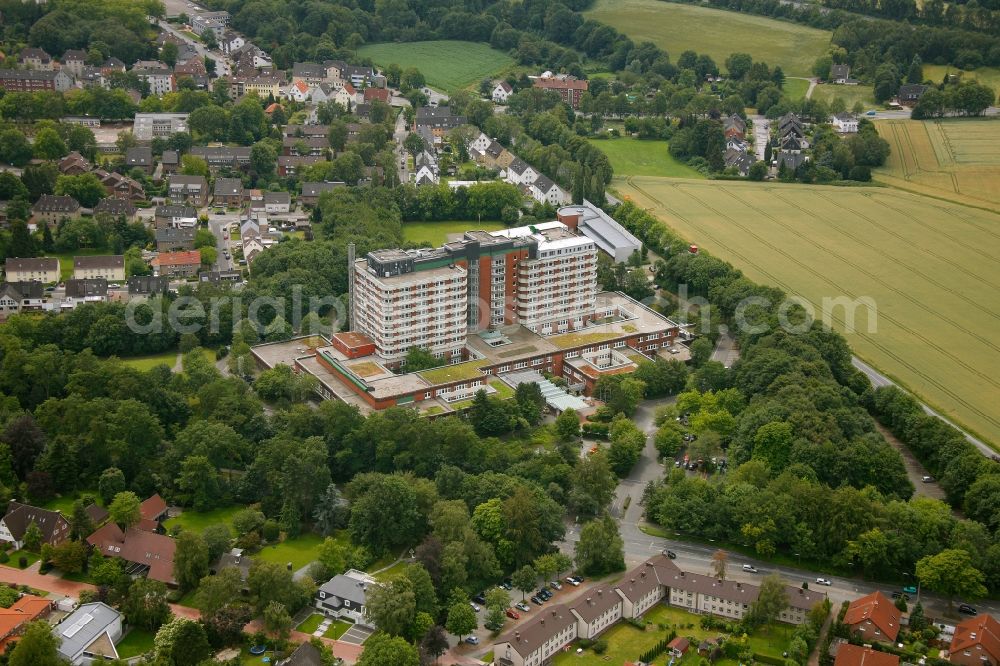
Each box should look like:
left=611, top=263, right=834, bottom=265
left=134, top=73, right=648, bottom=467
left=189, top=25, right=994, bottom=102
left=663, top=550, right=677, bottom=559
left=505, top=608, right=520, bottom=620
left=550, top=580, right=563, bottom=590
left=902, top=585, right=917, bottom=594
left=537, top=589, right=552, bottom=600
left=922, top=475, right=934, bottom=482
left=866, top=110, right=877, bottom=116
left=815, top=578, right=832, bottom=586
left=465, top=636, right=480, bottom=645
left=958, top=604, right=978, bottom=616
left=565, top=577, right=580, bottom=586
left=472, top=593, right=486, bottom=605
left=501, top=579, right=513, bottom=590
left=743, top=564, right=759, bottom=573
left=469, top=602, right=481, bottom=612
left=529, top=595, right=543, bottom=605
left=515, top=601, right=530, bottom=612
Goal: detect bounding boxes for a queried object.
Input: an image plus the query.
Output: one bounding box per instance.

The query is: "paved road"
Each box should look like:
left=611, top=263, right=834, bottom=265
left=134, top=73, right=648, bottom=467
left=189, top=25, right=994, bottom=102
left=206, top=212, right=236, bottom=272
left=557, top=397, right=1000, bottom=624
left=710, top=328, right=739, bottom=368
left=393, top=112, right=410, bottom=184
left=750, top=114, right=769, bottom=162
left=157, top=20, right=230, bottom=77
left=852, top=356, right=997, bottom=458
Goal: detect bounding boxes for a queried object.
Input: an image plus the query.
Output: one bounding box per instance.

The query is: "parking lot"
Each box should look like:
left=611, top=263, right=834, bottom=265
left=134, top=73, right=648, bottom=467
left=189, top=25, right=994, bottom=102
left=339, top=624, right=374, bottom=645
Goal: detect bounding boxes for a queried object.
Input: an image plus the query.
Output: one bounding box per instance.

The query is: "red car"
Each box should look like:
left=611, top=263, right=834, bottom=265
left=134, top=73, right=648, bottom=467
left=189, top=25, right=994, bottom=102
left=505, top=608, right=520, bottom=620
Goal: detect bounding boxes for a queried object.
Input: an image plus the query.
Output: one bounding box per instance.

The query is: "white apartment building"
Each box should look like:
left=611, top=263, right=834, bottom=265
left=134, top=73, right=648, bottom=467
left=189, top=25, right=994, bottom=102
left=351, top=251, right=469, bottom=364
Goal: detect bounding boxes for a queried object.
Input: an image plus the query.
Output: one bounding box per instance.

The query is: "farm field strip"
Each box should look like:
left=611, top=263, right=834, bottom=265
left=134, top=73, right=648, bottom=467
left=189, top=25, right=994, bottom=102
left=585, top=0, right=831, bottom=77
left=617, top=176, right=1000, bottom=446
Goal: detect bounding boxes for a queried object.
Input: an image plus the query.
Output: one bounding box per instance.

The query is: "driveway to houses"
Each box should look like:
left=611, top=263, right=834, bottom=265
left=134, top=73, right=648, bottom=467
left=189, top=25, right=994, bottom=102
left=749, top=114, right=769, bottom=162
left=339, top=624, right=374, bottom=645
left=710, top=328, right=739, bottom=368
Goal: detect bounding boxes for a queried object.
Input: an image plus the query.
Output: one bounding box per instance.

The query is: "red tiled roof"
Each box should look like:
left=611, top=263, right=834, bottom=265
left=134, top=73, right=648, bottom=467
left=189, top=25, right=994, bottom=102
left=844, top=591, right=901, bottom=642
left=87, top=524, right=176, bottom=584
left=0, top=594, right=52, bottom=652
left=140, top=494, right=167, bottom=521
left=835, top=644, right=899, bottom=666
left=534, top=77, right=588, bottom=91
left=151, top=250, right=201, bottom=267
left=669, top=637, right=690, bottom=652
left=364, top=87, right=389, bottom=102
left=951, top=614, right=1000, bottom=664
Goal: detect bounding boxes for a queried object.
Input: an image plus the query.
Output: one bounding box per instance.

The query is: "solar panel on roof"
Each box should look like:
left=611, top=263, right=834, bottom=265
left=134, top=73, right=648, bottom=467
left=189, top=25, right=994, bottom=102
left=62, top=612, right=94, bottom=637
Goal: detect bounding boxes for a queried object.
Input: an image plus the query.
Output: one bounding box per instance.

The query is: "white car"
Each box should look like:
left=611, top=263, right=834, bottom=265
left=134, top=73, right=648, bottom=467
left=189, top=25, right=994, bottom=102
left=469, top=602, right=481, bottom=612
left=815, top=578, right=832, bottom=586
left=742, top=564, right=759, bottom=573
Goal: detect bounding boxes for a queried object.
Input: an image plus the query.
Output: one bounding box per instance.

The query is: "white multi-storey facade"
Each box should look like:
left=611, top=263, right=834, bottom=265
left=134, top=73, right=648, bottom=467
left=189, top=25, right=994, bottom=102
left=352, top=254, right=468, bottom=364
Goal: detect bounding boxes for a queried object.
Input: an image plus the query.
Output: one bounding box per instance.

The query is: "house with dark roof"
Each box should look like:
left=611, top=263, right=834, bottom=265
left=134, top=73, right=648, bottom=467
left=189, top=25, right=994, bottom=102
left=94, top=198, right=138, bottom=221
left=86, top=524, right=176, bottom=584
left=504, top=158, right=539, bottom=186
left=0, top=281, right=44, bottom=320
left=4, top=257, right=60, bottom=283
left=776, top=151, right=808, bottom=173
left=492, top=80, right=513, bottom=104
left=414, top=106, right=467, bottom=133
left=948, top=613, right=1000, bottom=666
left=495, top=604, right=578, bottom=666
left=156, top=227, right=196, bottom=251
left=300, top=181, right=344, bottom=206
left=31, top=194, right=80, bottom=227
left=529, top=174, right=569, bottom=206
left=168, top=175, right=209, bottom=206
left=190, top=146, right=252, bottom=170
left=844, top=591, right=901, bottom=643
left=127, top=275, right=171, bottom=297
left=830, top=64, right=853, bottom=84
left=315, top=570, right=377, bottom=626
left=264, top=191, right=291, bottom=213
left=214, top=178, right=246, bottom=207
left=155, top=205, right=198, bottom=229
left=0, top=501, right=70, bottom=549
left=569, top=587, right=622, bottom=639
left=161, top=150, right=180, bottom=175
left=897, top=84, right=928, bottom=106
left=19, top=47, right=52, bottom=70
left=73, top=255, right=124, bottom=281
left=59, top=151, right=91, bottom=175
left=279, top=641, right=324, bottom=666
left=63, top=279, right=109, bottom=305
left=125, top=146, right=154, bottom=174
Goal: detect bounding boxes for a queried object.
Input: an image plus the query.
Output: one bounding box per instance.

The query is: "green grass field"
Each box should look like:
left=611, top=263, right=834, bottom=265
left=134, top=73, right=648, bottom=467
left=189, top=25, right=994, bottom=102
left=43, top=490, right=100, bottom=515
left=116, top=629, right=156, bottom=658
left=586, top=0, right=831, bottom=77
left=616, top=176, right=1000, bottom=449
left=119, top=347, right=215, bottom=373
left=356, top=40, right=514, bottom=92
left=296, top=613, right=325, bottom=634
left=811, top=83, right=877, bottom=111
left=324, top=620, right=352, bottom=639
left=782, top=77, right=811, bottom=101
left=924, top=64, right=1000, bottom=96
left=403, top=220, right=508, bottom=247
left=52, top=248, right=109, bottom=282
left=873, top=118, right=1000, bottom=210
left=589, top=137, right=706, bottom=178
left=164, top=505, right=242, bottom=534
left=256, top=533, right=324, bottom=570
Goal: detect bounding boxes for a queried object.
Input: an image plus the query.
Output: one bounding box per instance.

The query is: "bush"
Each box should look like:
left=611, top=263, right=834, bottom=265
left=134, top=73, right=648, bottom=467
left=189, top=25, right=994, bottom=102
left=593, top=639, right=608, bottom=654
left=18, top=556, right=27, bottom=569
left=0, top=552, right=8, bottom=564
left=577, top=638, right=594, bottom=649
left=262, top=519, right=280, bottom=542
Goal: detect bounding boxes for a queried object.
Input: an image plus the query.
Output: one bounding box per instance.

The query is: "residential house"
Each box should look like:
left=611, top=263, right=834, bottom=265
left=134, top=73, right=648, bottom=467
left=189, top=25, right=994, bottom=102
left=494, top=604, right=578, bottom=666
left=279, top=642, right=324, bottom=666
left=125, top=146, right=154, bottom=174
left=85, top=504, right=109, bottom=526
left=131, top=61, right=175, bottom=96
left=669, top=637, right=691, bottom=658
left=31, top=194, right=80, bottom=227
left=191, top=13, right=228, bottom=39
left=831, top=113, right=859, bottom=133
left=898, top=84, right=928, bottom=106
left=167, top=175, right=209, bottom=206
left=4, top=257, right=59, bottom=283
left=326, top=60, right=375, bottom=88
left=483, top=141, right=513, bottom=169
left=776, top=151, right=808, bottom=173
left=291, top=62, right=328, bottom=86
left=333, top=83, right=356, bottom=110
left=214, top=178, right=246, bottom=207
left=723, top=114, right=747, bottom=140
left=844, top=591, right=901, bottom=643
left=101, top=58, right=125, bottom=76
left=174, top=56, right=207, bottom=80
left=190, top=146, right=252, bottom=170
left=0, top=594, right=53, bottom=653
left=86, top=523, right=176, bottom=584
left=156, top=227, right=196, bottom=251
left=63, top=279, right=109, bottom=306
left=569, top=588, right=622, bottom=640
left=127, top=275, right=171, bottom=297
left=278, top=155, right=325, bottom=177
left=53, top=602, right=123, bottom=665
left=533, top=75, right=588, bottom=108
left=315, top=570, right=378, bottom=626
left=61, top=50, right=87, bottom=77
left=286, top=80, right=311, bottom=102
left=139, top=494, right=168, bottom=532
left=300, top=181, right=343, bottom=206
left=492, top=80, right=513, bottom=104
left=834, top=644, right=900, bottom=666
left=19, top=47, right=52, bottom=70
left=264, top=191, right=291, bottom=213
left=59, top=152, right=91, bottom=175
left=0, top=69, right=72, bottom=92
left=504, top=158, right=538, bottom=186
left=283, top=125, right=331, bottom=140
left=724, top=149, right=755, bottom=176
left=161, top=150, right=180, bottom=175
left=155, top=205, right=198, bottom=229
left=220, top=30, right=245, bottom=55
left=133, top=113, right=189, bottom=141
left=529, top=174, right=569, bottom=206
left=947, top=613, right=1000, bottom=666
left=212, top=547, right=252, bottom=585
left=777, top=112, right=804, bottom=138
left=94, top=198, right=138, bottom=221
left=0, top=281, right=44, bottom=320
left=151, top=250, right=201, bottom=277
left=364, top=87, right=390, bottom=104
left=830, top=64, right=859, bottom=85
left=73, top=255, right=124, bottom=281
left=415, top=106, right=467, bottom=134
left=0, top=501, right=70, bottom=549
left=200, top=269, right=243, bottom=284
left=282, top=136, right=328, bottom=156
left=96, top=170, right=145, bottom=201
left=308, top=83, right=337, bottom=105
left=469, top=132, right=492, bottom=154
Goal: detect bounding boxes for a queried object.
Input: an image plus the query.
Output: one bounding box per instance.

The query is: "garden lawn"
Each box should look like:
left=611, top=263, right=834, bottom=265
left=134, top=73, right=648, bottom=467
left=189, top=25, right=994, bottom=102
left=296, top=613, right=325, bottom=634
left=164, top=505, right=242, bottom=534
left=120, top=350, right=179, bottom=372
left=324, top=620, right=353, bottom=639
left=810, top=83, right=877, bottom=111
left=43, top=491, right=100, bottom=515
left=403, top=220, right=507, bottom=247
left=589, top=137, right=705, bottom=178
left=356, top=41, right=514, bottom=92
left=256, top=533, right=324, bottom=570
left=116, top=628, right=156, bottom=659
left=373, top=561, right=408, bottom=581
left=52, top=248, right=109, bottom=282
left=586, top=0, right=831, bottom=77
left=923, top=64, right=1000, bottom=96
left=782, top=77, right=811, bottom=101
left=9, top=551, right=39, bottom=568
